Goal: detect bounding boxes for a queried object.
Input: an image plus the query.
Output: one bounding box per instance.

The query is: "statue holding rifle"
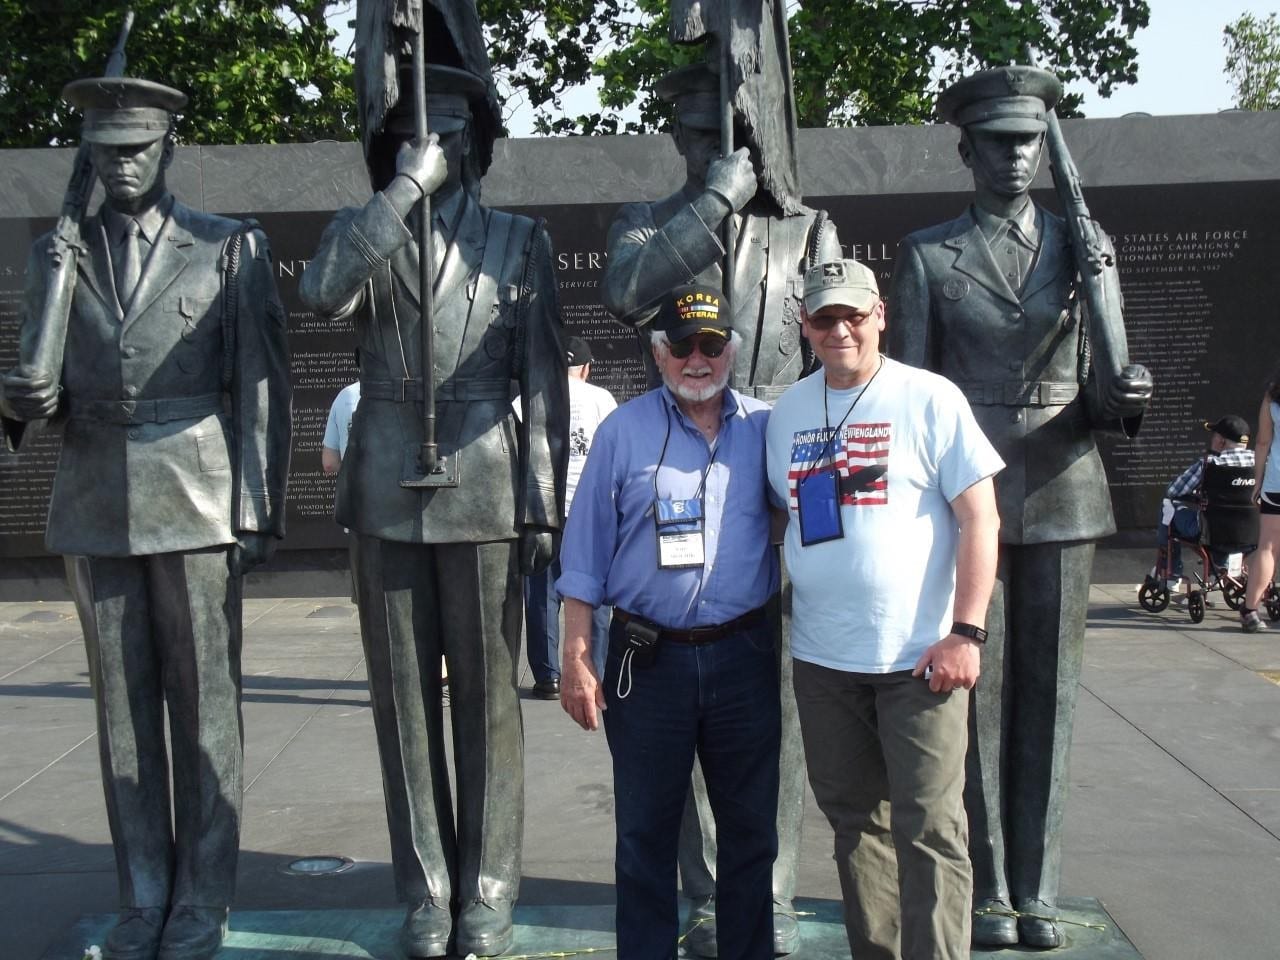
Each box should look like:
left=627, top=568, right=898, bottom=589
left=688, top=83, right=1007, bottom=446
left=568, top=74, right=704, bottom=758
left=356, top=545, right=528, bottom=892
left=299, top=0, right=567, bottom=955
left=888, top=66, right=1152, bottom=950
left=0, top=16, right=291, bottom=960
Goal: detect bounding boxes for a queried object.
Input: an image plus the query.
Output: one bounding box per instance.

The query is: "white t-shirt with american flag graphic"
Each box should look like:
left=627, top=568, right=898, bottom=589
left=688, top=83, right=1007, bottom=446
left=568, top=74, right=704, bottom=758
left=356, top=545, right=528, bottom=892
left=766, top=357, right=1004, bottom=673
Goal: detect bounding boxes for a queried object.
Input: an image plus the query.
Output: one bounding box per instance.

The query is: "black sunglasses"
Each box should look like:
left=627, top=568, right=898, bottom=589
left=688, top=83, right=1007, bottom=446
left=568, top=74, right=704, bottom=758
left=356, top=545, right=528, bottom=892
left=668, top=334, right=728, bottom=359
left=805, top=309, right=875, bottom=333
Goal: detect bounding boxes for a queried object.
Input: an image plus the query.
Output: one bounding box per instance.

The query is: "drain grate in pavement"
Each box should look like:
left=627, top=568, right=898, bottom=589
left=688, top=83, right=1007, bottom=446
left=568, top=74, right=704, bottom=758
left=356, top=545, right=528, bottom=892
left=16, top=610, right=73, bottom=624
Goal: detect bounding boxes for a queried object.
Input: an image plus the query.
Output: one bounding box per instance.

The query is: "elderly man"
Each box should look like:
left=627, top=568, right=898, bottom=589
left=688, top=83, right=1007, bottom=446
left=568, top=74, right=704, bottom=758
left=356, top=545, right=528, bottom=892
left=299, top=60, right=567, bottom=956
left=1157, top=414, right=1254, bottom=581
left=1, top=76, right=290, bottom=960
left=602, top=61, right=839, bottom=956
left=888, top=66, right=1152, bottom=948
left=559, top=283, right=781, bottom=960
left=767, top=260, right=1002, bottom=960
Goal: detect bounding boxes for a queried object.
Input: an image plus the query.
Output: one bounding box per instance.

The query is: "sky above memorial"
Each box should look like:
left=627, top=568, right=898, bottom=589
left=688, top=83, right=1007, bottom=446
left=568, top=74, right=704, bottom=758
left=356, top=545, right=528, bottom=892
left=1073, top=0, right=1278, bottom=117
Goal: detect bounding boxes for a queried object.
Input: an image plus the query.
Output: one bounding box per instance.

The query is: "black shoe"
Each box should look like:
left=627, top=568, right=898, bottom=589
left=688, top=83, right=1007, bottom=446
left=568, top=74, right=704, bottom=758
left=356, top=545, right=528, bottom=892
left=1016, top=898, right=1065, bottom=949
left=531, top=677, right=561, bottom=700
left=683, top=895, right=717, bottom=958
left=157, top=906, right=228, bottom=960
left=971, top=897, right=1018, bottom=947
left=399, top=899, right=452, bottom=958
left=455, top=898, right=514, bottom=956
left=102, top=907, right=165, bottom=960
left=772, top=897, right=800, bottom=956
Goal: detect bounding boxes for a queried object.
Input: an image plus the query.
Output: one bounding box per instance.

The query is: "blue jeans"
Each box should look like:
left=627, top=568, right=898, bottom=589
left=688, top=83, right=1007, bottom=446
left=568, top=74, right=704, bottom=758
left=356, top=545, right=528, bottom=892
left=1158, top=507, right=1228, bottom=576
left=603, top=615, right=781, bottom=960
left=525, top=560, right=609, bottom=681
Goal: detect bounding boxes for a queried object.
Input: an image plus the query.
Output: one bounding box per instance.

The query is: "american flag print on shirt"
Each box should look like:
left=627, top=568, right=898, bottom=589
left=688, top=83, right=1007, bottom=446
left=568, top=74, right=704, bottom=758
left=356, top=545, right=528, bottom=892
left=787, top=422, right=891, bottom=509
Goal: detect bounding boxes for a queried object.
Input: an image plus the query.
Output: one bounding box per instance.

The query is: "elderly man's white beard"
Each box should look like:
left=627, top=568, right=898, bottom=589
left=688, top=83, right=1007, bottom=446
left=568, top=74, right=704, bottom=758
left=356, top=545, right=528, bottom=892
left=661, top=362, right=732, bottom=403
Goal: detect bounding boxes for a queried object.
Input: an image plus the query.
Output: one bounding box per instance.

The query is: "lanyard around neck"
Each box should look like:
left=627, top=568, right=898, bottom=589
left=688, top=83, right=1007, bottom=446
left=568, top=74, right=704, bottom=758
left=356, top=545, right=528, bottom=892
left=803, top=355, right=884, bottom=483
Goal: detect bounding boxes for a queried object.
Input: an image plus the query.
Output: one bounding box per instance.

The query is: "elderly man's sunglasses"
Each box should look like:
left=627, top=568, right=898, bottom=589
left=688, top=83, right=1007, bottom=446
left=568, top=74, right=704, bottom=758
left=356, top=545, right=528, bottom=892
left=668, top=334, right=729, bottom=359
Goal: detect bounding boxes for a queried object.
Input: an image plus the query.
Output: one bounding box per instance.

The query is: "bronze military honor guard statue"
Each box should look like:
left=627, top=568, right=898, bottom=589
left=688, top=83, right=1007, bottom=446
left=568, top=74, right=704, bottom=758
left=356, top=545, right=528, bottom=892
left=888, top=66, right=1153, bottom=949
left=601, top=2, right=838, bottom=954
left=300, top=1, right=569, bottom=956
left=0, top=65, right=291, bottom=960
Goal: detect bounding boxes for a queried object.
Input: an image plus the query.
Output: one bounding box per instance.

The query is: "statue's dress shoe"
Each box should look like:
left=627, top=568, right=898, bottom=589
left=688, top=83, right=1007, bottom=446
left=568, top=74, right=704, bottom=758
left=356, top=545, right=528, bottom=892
left=455, top=898, right=514, bottom=956
left=683, top=894, right=718, bottom=958
left=971, top=896, right=1018, bottom=947
left=1016, top=898, right=1065, bottom=949
left=772, top=897, right=800, bottom=956
left=157, top=905, right=228, bottom=960
left=531, top=678, right=561, bottom=700
left=399, top=898, right=452, bottom=958
left=102, top=907, right=165, bottom=960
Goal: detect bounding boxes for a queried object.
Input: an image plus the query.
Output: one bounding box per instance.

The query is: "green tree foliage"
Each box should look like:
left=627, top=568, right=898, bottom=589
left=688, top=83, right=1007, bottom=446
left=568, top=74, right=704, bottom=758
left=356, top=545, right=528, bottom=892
left=481, top=0, right=1150, bottom=134
left=0, top=0, right=355, bottom=147
left=0, top=1, right=1149, bottom=145
left=1224, top=11, right=1280, bottom=111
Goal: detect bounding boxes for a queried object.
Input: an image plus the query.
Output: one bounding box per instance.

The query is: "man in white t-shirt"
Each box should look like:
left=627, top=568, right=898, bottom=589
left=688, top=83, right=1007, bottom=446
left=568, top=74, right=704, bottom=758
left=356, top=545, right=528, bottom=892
left=322, top=352, right=362, bottom=474
left=524, top=336, right=618, bottom=699
left=765, top=259, right=1003, bottom=959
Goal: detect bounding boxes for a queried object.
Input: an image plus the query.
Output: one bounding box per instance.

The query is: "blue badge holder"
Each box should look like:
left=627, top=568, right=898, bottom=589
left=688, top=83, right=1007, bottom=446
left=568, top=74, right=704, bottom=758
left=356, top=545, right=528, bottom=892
left=797, top=469, right=843, bottom=546
left=655, top=497, right=704, bottom=532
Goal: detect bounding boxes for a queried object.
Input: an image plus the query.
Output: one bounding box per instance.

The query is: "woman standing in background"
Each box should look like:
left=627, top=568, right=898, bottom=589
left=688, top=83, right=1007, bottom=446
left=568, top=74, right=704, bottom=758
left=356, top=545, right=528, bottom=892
left=1242, top=373, right=1280, bottom=631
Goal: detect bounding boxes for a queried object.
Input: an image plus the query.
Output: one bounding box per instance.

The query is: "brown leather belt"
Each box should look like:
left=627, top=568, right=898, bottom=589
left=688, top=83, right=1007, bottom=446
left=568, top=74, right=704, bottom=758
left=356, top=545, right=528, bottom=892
left=69, top=392, right=224, bottom=424
left=613, top=606, right=767, bottom=646
left=956, top=380, right=1078, bottom=407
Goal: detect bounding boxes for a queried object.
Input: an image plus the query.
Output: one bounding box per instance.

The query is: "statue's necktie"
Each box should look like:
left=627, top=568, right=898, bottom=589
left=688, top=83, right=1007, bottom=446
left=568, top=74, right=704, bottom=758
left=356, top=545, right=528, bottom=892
left=116, top=218, right=142, bottom=310
left=432, top=212, right=447, bottom=279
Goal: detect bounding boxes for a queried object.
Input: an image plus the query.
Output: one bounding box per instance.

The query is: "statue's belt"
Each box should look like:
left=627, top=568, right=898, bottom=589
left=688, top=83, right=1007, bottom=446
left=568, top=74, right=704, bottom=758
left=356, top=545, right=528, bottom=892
left=749, top=384, right=789, bottom=403
left=360, top=378, right=514, bottom=402
left=957, top=380, right=1079, bottom=407
left=68, top=392, right=225, bottom=424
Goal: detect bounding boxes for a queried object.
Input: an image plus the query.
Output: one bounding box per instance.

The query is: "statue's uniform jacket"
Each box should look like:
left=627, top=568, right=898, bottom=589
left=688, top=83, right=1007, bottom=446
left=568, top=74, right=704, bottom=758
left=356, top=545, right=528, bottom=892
left=889, top=205, right=1116, bottom=544
left=301, top=190, right=565, bottom=544
left=299, top=187, right=567, bottom=906
left=15, top=200, right=290, bottom=553
left=6, top=195, right=290, bottom=912
left=603, top=186, right=840, bottom=398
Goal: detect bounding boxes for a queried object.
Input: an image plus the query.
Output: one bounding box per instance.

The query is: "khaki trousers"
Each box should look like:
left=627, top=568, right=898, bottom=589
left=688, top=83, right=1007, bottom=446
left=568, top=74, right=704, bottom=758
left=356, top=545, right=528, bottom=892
left=793, top=659, right=972, bottom=960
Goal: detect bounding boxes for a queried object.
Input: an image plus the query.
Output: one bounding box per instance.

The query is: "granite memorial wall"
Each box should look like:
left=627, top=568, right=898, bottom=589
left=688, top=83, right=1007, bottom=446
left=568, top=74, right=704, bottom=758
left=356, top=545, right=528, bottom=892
left=3, top=115, right=1279, bottom=559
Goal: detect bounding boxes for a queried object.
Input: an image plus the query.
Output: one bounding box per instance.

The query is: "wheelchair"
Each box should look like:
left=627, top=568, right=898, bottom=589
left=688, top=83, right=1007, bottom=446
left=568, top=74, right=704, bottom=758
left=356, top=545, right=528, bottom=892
left=1138, top=458, right=1277, bottom=623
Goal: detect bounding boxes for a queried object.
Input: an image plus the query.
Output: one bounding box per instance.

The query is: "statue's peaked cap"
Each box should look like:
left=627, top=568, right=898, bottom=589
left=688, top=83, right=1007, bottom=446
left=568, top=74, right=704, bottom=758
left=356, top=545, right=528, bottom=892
left=63, top=77, right=186, bottom=145
left=383, top=64, right=488, bottom=133
left=938, top=66, right=1062, bottom=133
left=655, top=63, right=718, bottom=100
left=656, top=63, right=719, bottom=131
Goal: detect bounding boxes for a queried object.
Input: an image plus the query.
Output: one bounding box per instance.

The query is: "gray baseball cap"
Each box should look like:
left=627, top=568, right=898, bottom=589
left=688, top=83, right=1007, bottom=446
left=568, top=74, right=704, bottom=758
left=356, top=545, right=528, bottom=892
left=803, top=259, right=880, bottom=314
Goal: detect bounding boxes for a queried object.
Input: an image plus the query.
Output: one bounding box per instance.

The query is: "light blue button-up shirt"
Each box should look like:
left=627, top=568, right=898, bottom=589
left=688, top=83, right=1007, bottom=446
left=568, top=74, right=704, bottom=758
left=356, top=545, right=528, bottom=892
left=556, top=385, right=779, bottom=629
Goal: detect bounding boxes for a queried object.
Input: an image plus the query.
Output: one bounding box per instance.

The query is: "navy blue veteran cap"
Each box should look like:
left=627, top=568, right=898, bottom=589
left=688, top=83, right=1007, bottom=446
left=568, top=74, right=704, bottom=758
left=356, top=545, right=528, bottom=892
left=63, top=77, right=187, bottom=145
left=655, top=284, right=731, bottom=342
left=937, top=66, right=1062, bottom=134
left=384, top=65, right=488, bottom=136
left=655, top=63, right=719, bottom=132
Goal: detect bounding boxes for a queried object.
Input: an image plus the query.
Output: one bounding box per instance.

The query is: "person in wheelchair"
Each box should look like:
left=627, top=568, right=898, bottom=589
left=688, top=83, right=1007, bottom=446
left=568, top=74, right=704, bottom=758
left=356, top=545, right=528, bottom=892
left=1156, top=415, right=1255, bottom=586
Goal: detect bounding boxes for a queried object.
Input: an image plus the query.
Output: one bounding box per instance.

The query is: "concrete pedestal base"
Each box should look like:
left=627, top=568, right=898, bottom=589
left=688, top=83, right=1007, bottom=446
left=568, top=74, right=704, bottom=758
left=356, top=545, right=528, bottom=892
left=44, top=897, right=1141, bottom=958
